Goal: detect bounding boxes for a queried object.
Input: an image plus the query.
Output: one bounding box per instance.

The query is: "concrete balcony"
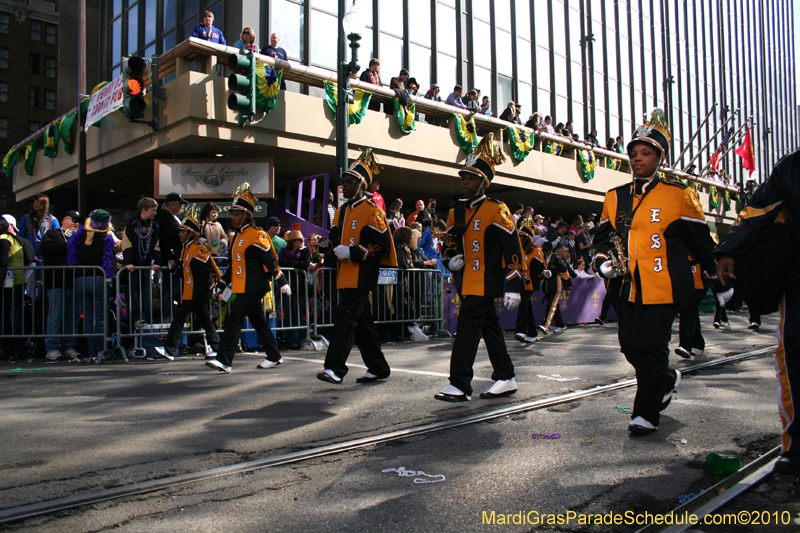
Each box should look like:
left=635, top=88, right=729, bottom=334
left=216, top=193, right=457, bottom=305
left=12, top=38, right=738, bottom=227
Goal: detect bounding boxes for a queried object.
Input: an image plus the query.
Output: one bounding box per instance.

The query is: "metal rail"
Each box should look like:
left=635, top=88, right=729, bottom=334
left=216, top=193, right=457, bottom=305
left=0, top=344, right=777, bottom=525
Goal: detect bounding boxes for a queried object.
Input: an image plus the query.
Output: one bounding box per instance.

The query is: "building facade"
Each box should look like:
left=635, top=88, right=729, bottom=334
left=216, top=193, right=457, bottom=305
left=100, top=0, right=798, bottom=188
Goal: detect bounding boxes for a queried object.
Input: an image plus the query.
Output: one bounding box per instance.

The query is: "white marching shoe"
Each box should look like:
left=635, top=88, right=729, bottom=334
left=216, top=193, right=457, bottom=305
left=629, top=416, right=658, bottom=435
left=257, top=358, right=283, bottom=369
left=479, top=378, right=517, bottom=399
left=434, top=384, right=471, bottom=402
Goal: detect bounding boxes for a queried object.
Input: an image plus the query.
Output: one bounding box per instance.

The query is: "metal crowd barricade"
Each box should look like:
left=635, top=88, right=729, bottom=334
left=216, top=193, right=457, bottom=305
left=112, top=263, right=313, bottom=361
left=311, top=266, right=446, bottom=344
left=0, top=265, right=110, bottom=364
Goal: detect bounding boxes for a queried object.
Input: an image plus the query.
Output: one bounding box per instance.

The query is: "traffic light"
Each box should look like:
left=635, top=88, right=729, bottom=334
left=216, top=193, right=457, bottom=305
left=122, top=56, right=148, bottom=119
left=227, top=51, right=256, bottom=127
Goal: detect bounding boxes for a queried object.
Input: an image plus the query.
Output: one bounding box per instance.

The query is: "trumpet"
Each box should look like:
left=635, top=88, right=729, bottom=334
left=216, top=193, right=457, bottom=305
left=608, top=230, right=629, bottom=276
left=431, top=228, right=462, bottom=260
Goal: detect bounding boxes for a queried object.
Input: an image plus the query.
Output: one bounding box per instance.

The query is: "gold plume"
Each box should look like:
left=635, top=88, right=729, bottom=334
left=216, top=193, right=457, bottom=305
left=183, top=203, right=201, bottom=222
left=233, top=182, right=258, bottom=204
left=648, top=108, right=668, bottom=130
left=473, top=132, right=506, bottom=166
left=354, top=148, right=381, bottom=177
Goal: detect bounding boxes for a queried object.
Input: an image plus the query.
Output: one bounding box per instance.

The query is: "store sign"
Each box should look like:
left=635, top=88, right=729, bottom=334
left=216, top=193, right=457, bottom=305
left=213, top=201, right=269, bottom=218
left=154, top=159, right=274, bottom=199
left=84, top=76, right=125, bottom=128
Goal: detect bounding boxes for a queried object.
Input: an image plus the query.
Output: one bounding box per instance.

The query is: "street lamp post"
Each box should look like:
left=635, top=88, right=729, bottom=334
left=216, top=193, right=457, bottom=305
left=335, top=0, right=364, bottom=203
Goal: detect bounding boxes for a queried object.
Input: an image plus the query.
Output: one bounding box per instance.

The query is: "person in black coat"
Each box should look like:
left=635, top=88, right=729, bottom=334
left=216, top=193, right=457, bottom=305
left=156, top=193, right=188, bottom=321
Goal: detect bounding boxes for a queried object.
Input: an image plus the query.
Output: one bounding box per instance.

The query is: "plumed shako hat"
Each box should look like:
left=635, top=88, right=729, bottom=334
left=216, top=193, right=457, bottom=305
left=628, top=108, right=671, bottom=160
left=458, top=133, right=506, bottom=188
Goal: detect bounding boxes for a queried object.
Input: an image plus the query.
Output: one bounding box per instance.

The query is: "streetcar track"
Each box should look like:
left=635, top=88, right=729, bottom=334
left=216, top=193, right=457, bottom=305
left=0, top=345, right=777, bottom=525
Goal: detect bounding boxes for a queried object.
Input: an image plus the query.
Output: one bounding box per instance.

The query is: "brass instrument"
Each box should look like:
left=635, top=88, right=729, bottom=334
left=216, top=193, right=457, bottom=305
left=608, top=230, right=629, bottom=276
left=431, top=228, right=462, bottom=260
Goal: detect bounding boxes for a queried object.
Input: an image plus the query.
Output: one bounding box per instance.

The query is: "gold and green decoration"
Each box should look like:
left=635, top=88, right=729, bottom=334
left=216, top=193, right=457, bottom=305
left=507, top=126, right=532, bottom=161
left=542, top=139, right=563, bottom=156
left=723, top=189, right=732, bottom=211
left=323, top=81, right=372, bottom=125
left=2, top=147, right=17, bottom=179
left=394, top=99, right=416, bottom=134
left=24, top=142, right=37, bottom=176
left=453, top=113, right=478, bottom=153
left=43, top=121, right=60, bottom=158
left=256, top=63, right=283, bottom=114
left=606, top=157, right=621, bottom=170
left=59, top=112, right=78, bottom=154
left=709, top=186, right=720, bottom=210
left=577, top=149, right=597, bottom=182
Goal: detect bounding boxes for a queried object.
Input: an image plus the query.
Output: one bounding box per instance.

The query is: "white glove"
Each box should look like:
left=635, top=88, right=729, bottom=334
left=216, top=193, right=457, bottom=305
left=716, top=288, right=734, bottom=306
left=504, top=292, right=521, bottom=311
left=333, top=245, right=351, bottom=260
left=542, top=270, right=552, bottom=279
left=448, top=254, right=465, bottom=272
left=280, top=284, right=292, bottom=296
left=599, top=260, right=618, bottom=279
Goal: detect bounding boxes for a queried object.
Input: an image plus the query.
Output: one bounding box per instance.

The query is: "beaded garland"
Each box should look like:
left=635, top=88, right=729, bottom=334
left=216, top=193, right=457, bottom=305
left=135, top=220, right=154, bottom=261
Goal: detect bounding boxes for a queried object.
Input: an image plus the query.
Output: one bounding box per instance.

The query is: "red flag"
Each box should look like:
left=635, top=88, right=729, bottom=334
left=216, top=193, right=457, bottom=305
left=734, top=128, right=756, bottom=176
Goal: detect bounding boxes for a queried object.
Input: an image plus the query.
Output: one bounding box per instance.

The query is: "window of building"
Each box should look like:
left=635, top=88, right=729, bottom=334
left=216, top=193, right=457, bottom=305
left=31, top=20, right=42, bottom=40
left=128, top=4, right=139, bottom=55
left=30, top=54, right=41, bottom=74
left=45, top=57, right=56, bottom=77
left=0, top=12, right=9, bottom=34
left=29, top=87, right=39, bottom=107
left=0, top=117, right=7, bottom=138
left=272, top=0, right=304, bottom=62
left=436, top=2, right=456, bottom=57
left=0, top=48, right=7, bottom=69
left=310, top=8, right=337, bottom=69
left=145, top=0, right=156, bottom=45
left=44, top=89, right=55, bottom=110
left=46, top=23, right=57, bottom=44
left=29, top=122, right=39, bottom=134
left=0, top=82, right=7, bottom=102
left=408, top=0, right=431, bottom=47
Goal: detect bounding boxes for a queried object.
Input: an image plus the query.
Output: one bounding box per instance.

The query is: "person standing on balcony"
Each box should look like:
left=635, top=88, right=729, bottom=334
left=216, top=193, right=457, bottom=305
left=315, top=149, right=397, bottom=385
left=191, top=10, right=226, bottom=45
left=359, top=58, right=383, bottom=112
left=233, top=27, right=259, bottom=53
left=263, top=33, right=288, bottom=89
left=480, top=96, right=492, bottom=116
left=445, top=85, right=466, bottom=108
left=435, top=135, right=522, bottom=402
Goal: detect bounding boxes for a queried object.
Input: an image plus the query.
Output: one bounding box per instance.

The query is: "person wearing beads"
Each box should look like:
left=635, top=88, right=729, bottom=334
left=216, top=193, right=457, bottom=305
left=121, top=197, right=161, bottom=324
left=206, top=183, right=290, bottom=374
left=200, top=202, right=228, bottom=257
left=154, top=205, right=222, bottom=361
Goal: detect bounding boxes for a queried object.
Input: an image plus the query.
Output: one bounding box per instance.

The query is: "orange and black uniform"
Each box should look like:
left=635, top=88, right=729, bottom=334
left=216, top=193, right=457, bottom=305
left=320, top=195, right=397, bottom=378
left=214, top=223, right=286, bottom=368
left=716, top=149, right=800, bottom=459
left=162, top=240, right=222, bottom=356
left=593, top=177, right=718, bottom=427
left=540, top=251, right=571, bottom=330
left=444, top=195, right=522, bottom=396
left=677, top=264, right=708, bottom=355
left=515, top=245, right=544, bottom=339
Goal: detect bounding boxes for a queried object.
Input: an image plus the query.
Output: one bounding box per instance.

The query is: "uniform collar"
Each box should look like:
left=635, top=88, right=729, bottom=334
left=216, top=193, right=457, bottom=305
left=462, top=194, right=487, bottom=209
left=348, top=195, right=369, bottom=208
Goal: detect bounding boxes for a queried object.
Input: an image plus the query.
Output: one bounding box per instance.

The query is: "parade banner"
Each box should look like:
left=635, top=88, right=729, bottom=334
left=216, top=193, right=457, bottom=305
left=154, top=158, right=274, bottom=199
left=577, top=149, right=597, bottom=181
left=43, top=121, right=60, bottom=158
left=606, top=157, right=621, bottom=171
left=84, top=76, right=124, bottom=128
left=24, top=143, right=36, bottom=176
left=324, top=81, right=372, bottom=125
left=445, top=277, right=613, bottom=333
left=542, top=140, right=563, bottom=156
left=709, top=186, right=720, bottom=210
left=256, top=63, right=282, bottom=114
left=507, top=126, right=533, bottom=161
left=453, top=113, right=478, bottom=153
left=2, top=147, right=16, bottom=179
left=394, top=99, right=416, bottom=134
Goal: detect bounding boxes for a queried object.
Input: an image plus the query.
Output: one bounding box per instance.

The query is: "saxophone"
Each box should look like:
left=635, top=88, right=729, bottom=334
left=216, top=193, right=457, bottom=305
left=431, top=228, right=463, bottom=260
left=608, top=230, right=629, bottom=276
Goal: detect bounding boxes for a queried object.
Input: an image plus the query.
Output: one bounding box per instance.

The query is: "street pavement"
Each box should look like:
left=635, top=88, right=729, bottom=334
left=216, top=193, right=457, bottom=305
left=0, top=310, right=791, bottom=532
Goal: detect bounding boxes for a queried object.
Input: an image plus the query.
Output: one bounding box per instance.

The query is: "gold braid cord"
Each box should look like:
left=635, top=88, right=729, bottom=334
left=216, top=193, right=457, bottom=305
left=473, top=132, right=506, bottom=166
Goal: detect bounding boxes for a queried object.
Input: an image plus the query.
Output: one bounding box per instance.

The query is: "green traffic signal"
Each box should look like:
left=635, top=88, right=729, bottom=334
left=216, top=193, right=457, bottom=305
left=122, top=56, right=148, bottom=119
left=227, top=51, right=256, bottom=127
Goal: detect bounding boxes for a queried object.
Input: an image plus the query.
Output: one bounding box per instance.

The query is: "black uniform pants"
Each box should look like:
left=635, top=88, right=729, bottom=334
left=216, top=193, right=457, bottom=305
left=600, top=278, right=621, bottom=321
left=542, top=280, right=564, bottom=329
left=678, top=288, right=707, bottom=351
left=618, top=300, right=678, bottom=427
left=712, top=288, right=729, bottom=324
left=323, top=288, right=390, bottom=379
left=449, top=296, right=515, bottom=396
left=514, top=289, right=538, bottom=337
left=164, top=296, right=220, bottom=355
left=777, top=272, right=800, bottom=454
left=216, top=293, right=281, bottom=367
